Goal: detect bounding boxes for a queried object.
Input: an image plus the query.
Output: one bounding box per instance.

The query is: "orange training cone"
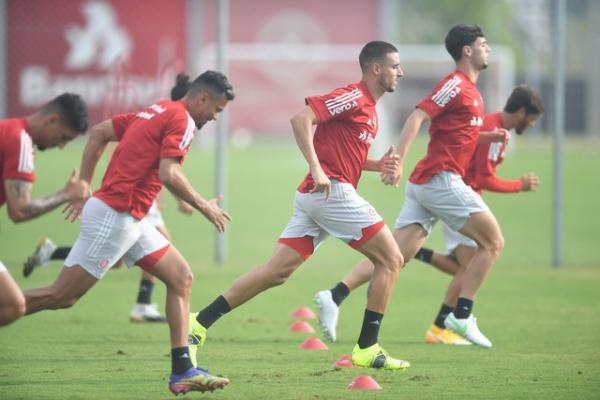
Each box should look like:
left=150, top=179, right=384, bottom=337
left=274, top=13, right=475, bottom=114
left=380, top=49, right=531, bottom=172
left=299, top=337, right=328, bottom=350
left=290, top=306, right=316, bottom=319
left=334, top=354, right=353, bottom=368
left=289, top=321, right=315, bottom=333
left=347, top=375, right=382, bottom=390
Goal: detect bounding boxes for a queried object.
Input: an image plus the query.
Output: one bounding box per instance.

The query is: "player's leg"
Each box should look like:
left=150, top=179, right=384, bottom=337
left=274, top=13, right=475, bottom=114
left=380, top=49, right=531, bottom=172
left=22, top=238, right=71, bottom=277
left=0, top=262, right=26, bottom=326
left=23, top=265, right=98, bottom=315
left=123, top=221, right=228, bottom=394
left=415, top=248, right=461, bottom=275
left=349, top=225, right=410, bottom=370
left=129, top=205, right=169, bottom=322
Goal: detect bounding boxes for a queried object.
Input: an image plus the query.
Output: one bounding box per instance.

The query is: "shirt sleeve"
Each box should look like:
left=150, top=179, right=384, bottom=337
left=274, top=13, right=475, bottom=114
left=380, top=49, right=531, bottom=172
left=160, top=109, right=194, bottom=160
left=2, top=130, right=36, bottom=183
left=111, top=113, right=136, bottom=140
left=471, top=143, right=522, bottom=193
left=417, top=75, right=462, bottom=119
left=305, top=85, right=363, bottom=124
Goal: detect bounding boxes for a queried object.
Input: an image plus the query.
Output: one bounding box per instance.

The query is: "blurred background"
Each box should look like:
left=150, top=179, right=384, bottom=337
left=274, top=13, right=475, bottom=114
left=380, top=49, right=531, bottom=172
left=0, top=0, right=598, bottom=267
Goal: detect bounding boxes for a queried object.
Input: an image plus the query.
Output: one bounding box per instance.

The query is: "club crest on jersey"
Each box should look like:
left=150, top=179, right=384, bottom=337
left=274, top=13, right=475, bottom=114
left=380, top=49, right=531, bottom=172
left=432, top=76, right=462, bottom=107
left=358, top=130, right=374, bottom=144
left=470, top=116, right=483, bottom=127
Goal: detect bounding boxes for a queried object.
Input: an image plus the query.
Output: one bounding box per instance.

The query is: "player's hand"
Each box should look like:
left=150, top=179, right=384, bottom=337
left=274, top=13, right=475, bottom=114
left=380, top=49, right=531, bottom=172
left=379, top=146, right=400, bottom=175
left=381, top=163, right=403, bottom=187
left=63, top=169, right=91, bottom=222
left=199, top=196, right=232, bottom=233
left=62, top=203, right=83, bottom=222
left=520, top=172, right=540, bottom=192
left=310, top=166, right=331, bottom=200
left=177, top=199, right=194, bottom=215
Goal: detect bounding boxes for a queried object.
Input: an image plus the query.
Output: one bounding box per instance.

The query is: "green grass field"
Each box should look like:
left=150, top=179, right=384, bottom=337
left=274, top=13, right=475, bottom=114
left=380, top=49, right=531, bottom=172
left=0, top=138, right=599, bottom=399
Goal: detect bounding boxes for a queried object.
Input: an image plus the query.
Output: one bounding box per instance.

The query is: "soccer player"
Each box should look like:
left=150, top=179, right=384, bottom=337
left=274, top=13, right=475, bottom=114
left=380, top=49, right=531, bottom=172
left=416, top=85, right=544, bottom=344
left=20, top=71, right=235, bottom=394
left=21, top=73, right=195, bottom=323
left=188, top=41, right=409, bottom=371
left=315, top=25, right=502, bottom=348
left=0, top=93, right=89, bottom=326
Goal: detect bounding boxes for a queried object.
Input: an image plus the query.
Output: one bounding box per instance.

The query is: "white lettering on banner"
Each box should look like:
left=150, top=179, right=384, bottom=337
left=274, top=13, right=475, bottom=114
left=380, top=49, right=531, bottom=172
left=431, top=76, right=462, bottom=107
left=19, top=66, right=163, bottom=108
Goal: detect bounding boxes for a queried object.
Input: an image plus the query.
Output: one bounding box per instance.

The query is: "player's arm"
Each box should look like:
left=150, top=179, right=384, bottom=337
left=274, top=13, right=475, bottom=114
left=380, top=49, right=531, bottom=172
left=4, top=169, right=81, bottom=223
left=477, top=173, right=539, bottom=193
left=159, top=157, right=231, bottom=232
left=290, top=105, right=331, bottom=199
left=383, top=108, right=430, bottom=186
left=79, top=119, right=118, bottom=184
left=363, top=146, right=399, bottom=172
left=478, top=129, right=510, bottom=143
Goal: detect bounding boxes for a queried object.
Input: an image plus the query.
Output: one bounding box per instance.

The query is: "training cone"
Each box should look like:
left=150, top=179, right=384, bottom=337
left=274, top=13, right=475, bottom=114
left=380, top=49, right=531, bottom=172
left=347, top=375, right=382, bottom=390
left=290, top=306, right=316, bottom=319
left=299, top=337, right=328, bottom=350
left=334, top=354, right=353, bottom=368
left=289, top=321, right=315, bottom=333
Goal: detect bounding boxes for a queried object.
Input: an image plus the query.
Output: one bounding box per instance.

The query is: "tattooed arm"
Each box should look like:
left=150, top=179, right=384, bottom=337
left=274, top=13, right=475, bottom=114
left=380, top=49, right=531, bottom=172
left=4, top=169, right=85, bottom=223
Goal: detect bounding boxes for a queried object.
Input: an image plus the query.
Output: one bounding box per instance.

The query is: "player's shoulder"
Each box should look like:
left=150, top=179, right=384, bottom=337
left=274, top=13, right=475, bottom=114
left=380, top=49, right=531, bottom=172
left=0, top=118, right=28, bottom=144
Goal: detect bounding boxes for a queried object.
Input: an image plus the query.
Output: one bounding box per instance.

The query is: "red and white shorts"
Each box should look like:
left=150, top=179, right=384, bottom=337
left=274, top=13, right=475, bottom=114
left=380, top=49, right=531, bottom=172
left=65, top=197, right=170, bottom=279
left=278, top=180, right=384, bottom=259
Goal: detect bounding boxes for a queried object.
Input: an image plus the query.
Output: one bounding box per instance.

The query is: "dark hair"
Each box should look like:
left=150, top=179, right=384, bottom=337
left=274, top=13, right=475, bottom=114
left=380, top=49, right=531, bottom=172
left=445, top=24, right=485, bottom=61
left=359, top=41, right=398, bottom=72
left=170, top=73, right=190, bottom=101
left=187, top=70, right=235, bottom=101
left=504, top=85, right=544, bottom=115
left=42, top=93, right=88, bottom=133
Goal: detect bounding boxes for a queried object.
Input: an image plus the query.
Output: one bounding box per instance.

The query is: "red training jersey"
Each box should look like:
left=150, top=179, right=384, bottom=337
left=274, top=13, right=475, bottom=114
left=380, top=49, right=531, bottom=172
left=409, top=70, right=485, bottom=184
left=0, top=118, right=36, bottom=207
left=94, top=100, right=196, bottom=219
left=464, top=112, right=522, bottom=195
left=298, top=80, right=378, bottom=192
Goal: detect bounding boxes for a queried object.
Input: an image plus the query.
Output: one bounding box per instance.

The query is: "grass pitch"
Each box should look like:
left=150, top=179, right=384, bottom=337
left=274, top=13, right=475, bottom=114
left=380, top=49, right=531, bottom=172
left=0, top=138, right=598, bottom=399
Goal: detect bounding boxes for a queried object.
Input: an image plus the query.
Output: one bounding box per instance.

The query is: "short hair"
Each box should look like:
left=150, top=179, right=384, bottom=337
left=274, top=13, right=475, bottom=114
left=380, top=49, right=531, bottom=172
left=41, top=93, right=89, bottom=133
left=359, top=41, right=398, bottom=72
left=171, top=73, right=191, bottom=101
left=445, top=24, right=485, bottom=61
left=186, top=70, right=235, bottom=101
left=504, top=85, right=545, bottom=115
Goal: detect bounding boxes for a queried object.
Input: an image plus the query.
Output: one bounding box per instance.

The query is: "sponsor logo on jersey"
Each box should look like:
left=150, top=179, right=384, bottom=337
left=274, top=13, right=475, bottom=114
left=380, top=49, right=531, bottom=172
left=325, top=88, right=362, bottom=115
left=431, top=75, right=462, bottom=107
left=358, top=130, right=374, bottom=144
left=470, top=116, right=483, bottom=127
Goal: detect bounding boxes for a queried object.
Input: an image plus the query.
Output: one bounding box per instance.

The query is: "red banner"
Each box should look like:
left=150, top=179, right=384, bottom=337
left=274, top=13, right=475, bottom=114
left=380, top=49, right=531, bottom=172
left=7, top=0, right=186, bottom=122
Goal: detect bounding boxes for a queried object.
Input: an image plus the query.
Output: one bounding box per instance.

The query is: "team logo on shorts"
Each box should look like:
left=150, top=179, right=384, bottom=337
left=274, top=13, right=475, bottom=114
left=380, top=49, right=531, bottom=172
left=368, top=208, right=376, bottom=216
left=98, top=258, right=110, bottom=269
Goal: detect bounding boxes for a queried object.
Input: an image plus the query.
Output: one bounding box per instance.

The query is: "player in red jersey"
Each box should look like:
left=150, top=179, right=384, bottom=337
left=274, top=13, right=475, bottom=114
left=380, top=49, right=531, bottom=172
left=187, top=41, right=410, bottom=371
left=0, top=93, right=89, bottom=326
left=315, top=25, right=505, bottom=349
left=411, top=85, right=544, bottom=344
left=21, top=73, right=195, bottom=323
left=20, top=71, right=235, bottom=395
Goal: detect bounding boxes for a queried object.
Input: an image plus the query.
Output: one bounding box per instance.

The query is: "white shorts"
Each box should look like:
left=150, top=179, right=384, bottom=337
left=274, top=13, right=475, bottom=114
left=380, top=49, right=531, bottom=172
left=145, top=200, right=165, bottom=228
left=65, top=197, right=170, bottom=279
left=278, top=180, right=384, bottom=259
left=0, top=261, right=6, bottom=274
left=442, top=222, right=477, bottom=254
left=395, top=171, right=488, bottom=234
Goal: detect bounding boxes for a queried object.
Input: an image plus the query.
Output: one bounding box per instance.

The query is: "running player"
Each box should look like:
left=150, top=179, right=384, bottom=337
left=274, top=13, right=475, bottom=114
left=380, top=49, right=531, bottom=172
left=21, top=73, right=195, bottom=323
left=20, top=71, right=235, bottom=394
left=315, top=25, right=503, bottom=348
left=188, top=41, right=409, bottom=371
left=0, top=93, right=89, bottom=326
left=416, top=85, right=544, bottom=344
